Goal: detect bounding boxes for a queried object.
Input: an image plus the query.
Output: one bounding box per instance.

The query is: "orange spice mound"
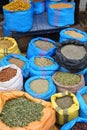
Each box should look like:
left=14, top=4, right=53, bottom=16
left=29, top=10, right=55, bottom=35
left=50, top=3, right=72, bottom=9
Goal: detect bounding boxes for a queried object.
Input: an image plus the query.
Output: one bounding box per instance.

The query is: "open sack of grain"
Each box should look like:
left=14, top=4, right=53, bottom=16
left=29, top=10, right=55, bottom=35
left=59, top=28, right=87, bottom=43
left=29, top=56, right=59, bottom=76
left=27, top=37, right=56, bottom=59
left=24, top=76, right=56, bottom=100
left=3, top=0, right=33, bottom=32
left=0, top=37, right=21, bottom=59
left=0, top=91, right=57, bottom=130
left=76, top=86, right=87, bottom=118
left=51, top=91, right=79, bottom=125
left=0, top=54, right=30, bottom=79
left=55, top=40, right=87, bottom=73
left=47, top=2, right=75, bottom=27
left=61, top=117, right=87, bottom=130
left=52, top=71, right=85, bottom=93
left=0, top=64, right=23, bottom=91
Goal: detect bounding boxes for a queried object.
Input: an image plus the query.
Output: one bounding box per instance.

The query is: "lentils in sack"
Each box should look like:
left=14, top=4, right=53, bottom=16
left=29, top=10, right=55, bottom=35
left=0, top=96, right=44, bottom=127
left=71, top=122, right=87, bottom=130
left=30, top=79, right=49, bottom=94
left=8, top=58, right=25, bottom=69
left=35, top=40, right=55, bottom=50
left=65, top=30, right=84, bottom=38
left=50, top=3, right=72, bottom=9
left=82, top=94, right=87, bottom=104
left=56, top=96, right=74, bottom=109
left=0, top=38, right=13, bottom=49
left=0, top=67, right=17, bottom=82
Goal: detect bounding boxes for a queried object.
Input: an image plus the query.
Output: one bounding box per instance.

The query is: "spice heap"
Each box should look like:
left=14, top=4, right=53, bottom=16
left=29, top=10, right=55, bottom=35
left=0, top=38, right=13, bottom=49
left=8, top=58, right=25, bottom=69
left=0, top=97, right=44, bottom=127
left=30, top=79, right=49, bottom=94
left=50, top=3, right=72, bottom=9
left=61, top=44, right=86, bottom=60
left=3, top=0, right=31, bottom=11
left=35, top=40, right=54, bottom=50
left=53, top=72, right=81, bottom=86
left=56, top=96, right=73, bottom=109
left=82, top=94, right=87, bottom=104
left=33, top=0, right=43, bottom=2
left=65, top=30, right=84, bottom=38
left=35, top=57, right=54, bottom=67
left=0, top=67, right=17, bottom=82
left=71, top=122, right=87, bottom=130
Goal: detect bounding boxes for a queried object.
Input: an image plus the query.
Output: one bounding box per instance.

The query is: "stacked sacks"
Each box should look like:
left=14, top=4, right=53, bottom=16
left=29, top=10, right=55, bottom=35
left=33, top=0, right=45, bottom=14
left=61, top=117, right=87, bottom=130
left=0, top=54, right=30, bottom=79
left=59, top=28, right=87, bottom=43
left=24, top=76, right=56, bottom=100
left=3, top=0, right=33, bottom=36
left=27, top=37, right=56, bottom=59
left=76, top=86, right=87, bottom=118
left=0, top=91, right=57, bottom=130
left=51, top=91, right=79, bottom=125
left=47, top=2, right=75, bottom=27
left=0, top=37, right=21, bottom=59
left=0, top=64, right=23, bottom=91
left=29, top=56, right=59, bottom=76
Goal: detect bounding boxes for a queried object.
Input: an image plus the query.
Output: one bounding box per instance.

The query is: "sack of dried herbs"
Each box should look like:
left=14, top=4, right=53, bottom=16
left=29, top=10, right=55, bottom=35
left=29, top=56, right=59, bottom=76
left=0, top=91, right=56, bottom=130
left=61, top=117, right=87, bottom=130
left=0, top=37, right=21, bottom=60
left=3, top=0, right=33, bottom=32
left=0, top=64, right=23, bottom=91
left=59, top=28, right=87, bottom=43
left=24, top=76, right=56, bottom=100
left=51, top=91, right=79, bottom=125
left=55, top=40, right=87, bottom=73
left=27, top=37, right=56, bottom=59
left=76, top=86, right=87, bottom=118
left=0, top=53, right=30, bottom=79
left=52, top=71, right=85, bottom=93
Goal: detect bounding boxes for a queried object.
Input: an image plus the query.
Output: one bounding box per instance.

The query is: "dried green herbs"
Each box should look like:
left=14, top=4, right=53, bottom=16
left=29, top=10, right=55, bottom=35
left=0, top=97, right=44, bottom=127
left=53, top=72, right=81, bottom=86
left=82, top=94, right=87, bottom=104
left=56, top=96, right=73, bottom=109
left=30, top=79, right=49, bottom=94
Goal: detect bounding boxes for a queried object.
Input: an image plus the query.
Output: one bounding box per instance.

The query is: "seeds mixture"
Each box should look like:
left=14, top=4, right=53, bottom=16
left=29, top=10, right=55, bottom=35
left=0, top=38, right=13, bottom=49
left=8, top=58, right=25, bottom=69
left=50, top=3, right=72, bottom=9
left=82, top=94, right=87, bottom=104
left=61, top=44, right=86, bottom=60
left=71, top=122, right=87, bottom=130
left=56, top=96, right=73, bottom=109
left=4, top=0, right=31, bottom=11
left=53, top=72, right=81, bottom=86
left=35, top=57, right=54, bottom=67
left=30, top=79, right=49, bottom=94
left=0, top=67, right=17, bottom=82
left=0, top=97, right=44, bottom=127
left=65, top=30, right=84, bottom=38
left=34, top=40, right=54, bottom=50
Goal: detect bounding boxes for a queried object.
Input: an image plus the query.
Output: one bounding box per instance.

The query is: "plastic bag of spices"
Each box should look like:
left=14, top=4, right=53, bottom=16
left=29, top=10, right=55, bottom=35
left=51, top=91, right=79, bottom=125
left=0, top=37, right=21, bottom=60
left=61, top=117, right=87, bottom=130
left=52, top=71, right=85, bottom=93
left=55, top=40, right=87, bottom=73
left=27, top=37, right=56, bottom=59
left=0, top=64, right=23, bottom=91
left=76, top=86, right=87, bottom=118
left=0, top=91, right=57, bottom=130
left=3, top=0, right=33, bottom=32
left=59, top=28, right=87, bottom=43
left=0, top=54, right=30, bottom=79
left=47, top=2, right=75, bottom=27
left=29, top=56, right=59, bottom=76
left=24, top=76, right=56, bottom=100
